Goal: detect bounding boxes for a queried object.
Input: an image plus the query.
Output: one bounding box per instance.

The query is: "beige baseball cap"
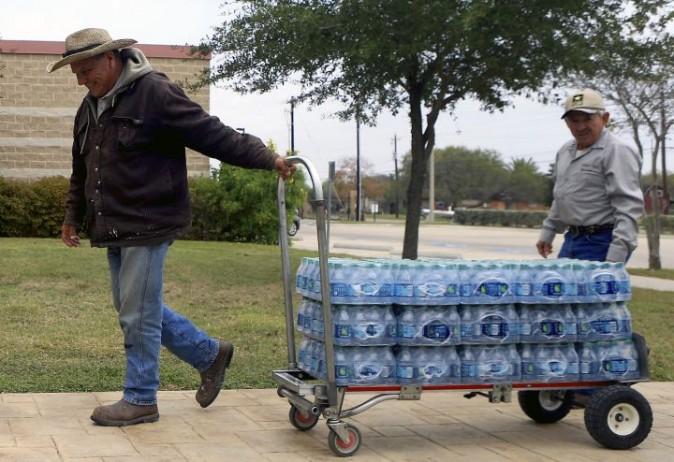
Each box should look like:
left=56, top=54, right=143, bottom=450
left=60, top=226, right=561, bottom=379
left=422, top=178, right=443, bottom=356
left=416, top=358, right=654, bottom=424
left=561, top=89, right=605, bottom=118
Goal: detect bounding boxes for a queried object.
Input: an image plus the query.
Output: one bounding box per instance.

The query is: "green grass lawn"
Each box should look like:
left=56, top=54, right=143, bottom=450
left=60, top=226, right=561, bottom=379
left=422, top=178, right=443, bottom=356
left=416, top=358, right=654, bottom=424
left=629, top=268, right=674, bottom=281
left=1, top=237, right=672, bottom=394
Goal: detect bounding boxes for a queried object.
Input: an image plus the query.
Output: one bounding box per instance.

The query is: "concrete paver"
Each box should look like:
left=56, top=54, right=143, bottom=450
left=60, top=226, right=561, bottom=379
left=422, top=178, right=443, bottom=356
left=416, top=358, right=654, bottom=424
left=1, top=383, right=672, bottom=461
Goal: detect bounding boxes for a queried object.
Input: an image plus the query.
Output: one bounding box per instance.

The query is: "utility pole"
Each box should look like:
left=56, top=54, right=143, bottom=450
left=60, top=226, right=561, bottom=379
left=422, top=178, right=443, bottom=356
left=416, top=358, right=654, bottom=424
left=290, top=99, right=295, bottom=155
left=356, top=116, right=361, bottom=222
left=661, top=90, right=669, bottom=206
left=393, top=135, right=400, bottom=218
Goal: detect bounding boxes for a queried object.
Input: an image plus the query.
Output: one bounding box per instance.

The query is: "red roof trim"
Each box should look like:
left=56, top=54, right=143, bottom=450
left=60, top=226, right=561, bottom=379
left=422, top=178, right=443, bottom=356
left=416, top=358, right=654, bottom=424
left=0, top=40, right=210, bottom=59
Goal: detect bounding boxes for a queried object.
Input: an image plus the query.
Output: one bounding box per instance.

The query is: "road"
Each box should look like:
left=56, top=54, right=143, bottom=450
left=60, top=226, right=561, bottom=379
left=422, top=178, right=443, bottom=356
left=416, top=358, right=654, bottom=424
left=292, top=220, right=674, bottom=269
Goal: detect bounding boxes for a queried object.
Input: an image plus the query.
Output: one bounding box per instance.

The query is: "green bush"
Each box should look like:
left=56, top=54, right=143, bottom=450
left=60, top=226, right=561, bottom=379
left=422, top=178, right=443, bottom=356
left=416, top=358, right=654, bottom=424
left=0, top=176, right=68, bottom=237
left=185, top=165, right=306, bottom=244
left=0, top=169, right=306, bottom=244
left=453, top=208, right=548, bottom=228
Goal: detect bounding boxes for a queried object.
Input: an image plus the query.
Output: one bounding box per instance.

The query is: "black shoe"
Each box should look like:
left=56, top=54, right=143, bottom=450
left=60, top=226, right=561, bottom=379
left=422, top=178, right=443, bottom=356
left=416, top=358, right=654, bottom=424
left=196, top=341, right=234, bottom=408
left=90, top=400, right=159, bottom=426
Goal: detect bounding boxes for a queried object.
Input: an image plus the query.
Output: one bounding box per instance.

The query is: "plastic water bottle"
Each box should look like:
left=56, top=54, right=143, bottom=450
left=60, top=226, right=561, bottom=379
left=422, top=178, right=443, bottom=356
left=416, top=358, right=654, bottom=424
left=351, top=305, right=397, bottom=345
left=521, top=343, right=579, bottom=383
left=348, top=262, right=380, bottom=304
left=578, top=342, right=600, bottom=381
left=296, top=298, right=309, bottom=333
left=329, top=261, right=351, bottom=304
left=595, top=339, right=640, bottom=381
left=459, top=261, right=476, bottom=304
left=296, top=258, right=308, bottom=296
left=393, top=261, right=416, bottom=304
left=614, top=262, right=632, bottom=302
left=460, top=304, right=519, bottom=344
left=442, top=260, right=461, bottom=304
left=520, top=304, right=577, bottom=343
left=334, top=347, right=353, bottom=386
left=459, top=346, right=478, bottom=383
left=571, top=260, right=589, bottom=303
left=575, top=302, right=631, bottom=342
left=513, top=261, right=535, bottom=304
left=303, top=300, right=316, bottom=334
left=298, top=337, right=311, bottom=372
left=333, top=305, right=352, bottom=345
left=310, top=302, right=325, bottom=339
left=396, top=346, right=420, bottom=384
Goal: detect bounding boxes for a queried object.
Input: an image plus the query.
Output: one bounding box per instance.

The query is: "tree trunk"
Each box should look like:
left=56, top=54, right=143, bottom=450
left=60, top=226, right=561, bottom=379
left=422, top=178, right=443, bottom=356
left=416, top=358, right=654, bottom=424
left=402, top=90, right=427, bottom=259
left=646, top=146, right=662, bottom=270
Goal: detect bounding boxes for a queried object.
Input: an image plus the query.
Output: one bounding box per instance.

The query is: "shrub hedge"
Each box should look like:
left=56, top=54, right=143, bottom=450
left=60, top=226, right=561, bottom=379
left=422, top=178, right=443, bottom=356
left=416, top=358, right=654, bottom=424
left=0, top=168, right=306, bottom=244
left=453, top=207, right=674, bottom=233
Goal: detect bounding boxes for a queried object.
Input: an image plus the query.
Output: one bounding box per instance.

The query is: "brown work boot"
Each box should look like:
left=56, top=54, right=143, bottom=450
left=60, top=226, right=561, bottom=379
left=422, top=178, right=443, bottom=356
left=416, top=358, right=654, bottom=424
left=90, top=399, right=159, bottom=426
left=196, top=341, right=234, bottom=408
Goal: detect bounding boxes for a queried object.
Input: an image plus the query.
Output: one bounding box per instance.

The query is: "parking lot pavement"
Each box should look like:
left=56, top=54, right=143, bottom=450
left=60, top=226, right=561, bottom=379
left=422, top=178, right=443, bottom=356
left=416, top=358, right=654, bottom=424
left=1, top=383, right=672, bottom=461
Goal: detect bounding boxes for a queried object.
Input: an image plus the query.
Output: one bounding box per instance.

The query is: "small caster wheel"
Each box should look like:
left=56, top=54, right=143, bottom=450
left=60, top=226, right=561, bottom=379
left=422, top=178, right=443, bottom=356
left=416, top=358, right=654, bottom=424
left=328, top=424, right=362, bottom=457
left=584, top=385, right=653, bottom=449
left=289, top=405, right=319, bottom=431
left=518, top=390, right=574, bottom=424
left=277, top=387, right=287, bottom=398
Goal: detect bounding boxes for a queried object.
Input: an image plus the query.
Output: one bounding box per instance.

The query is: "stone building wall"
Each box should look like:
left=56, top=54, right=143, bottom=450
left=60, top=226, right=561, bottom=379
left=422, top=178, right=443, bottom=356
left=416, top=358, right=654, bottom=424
left=0, top=40, right=211, bottom=179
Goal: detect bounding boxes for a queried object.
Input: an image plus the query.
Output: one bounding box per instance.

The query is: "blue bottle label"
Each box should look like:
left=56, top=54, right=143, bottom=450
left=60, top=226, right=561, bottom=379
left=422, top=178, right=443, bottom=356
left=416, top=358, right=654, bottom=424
left=446, top=284, right=459, bottom=297
left=591, top=319, right=619, bottom=334
left=397, top=365, right=415, bottom=379
left=603, top=358, right=629, bottom=374
left=480, top=315, right=508, bottom=338
left=423, top=322, right=450, bottom=340
left=334, top=324, right=351, bottom=338
left=477, top=281, right=509, bottom=298
left=394, top=283, right=414, bottom=297
left=514, top=282, right=533, bottom=297
left=331, top=282, right=349, bottom=297
left=593, top=275, right=618, bottom=295
left=540, top=319, right=564, bottom=337
left=336, top=365, right=350, bottom=379
left=542, top=280, right=565, bottom=297
left=461, top=363, right=477, bottom=378
left=399, top=324, right=418, bottom=339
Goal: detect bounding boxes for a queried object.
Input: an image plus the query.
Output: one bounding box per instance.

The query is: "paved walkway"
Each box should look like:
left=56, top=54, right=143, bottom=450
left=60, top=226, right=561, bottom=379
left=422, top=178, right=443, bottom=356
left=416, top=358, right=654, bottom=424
left=1, top=382, right=673, bottom=461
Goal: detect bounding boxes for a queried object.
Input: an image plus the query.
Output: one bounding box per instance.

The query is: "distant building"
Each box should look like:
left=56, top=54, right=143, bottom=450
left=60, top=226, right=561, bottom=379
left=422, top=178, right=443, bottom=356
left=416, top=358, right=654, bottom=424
left=0, top=39, right=211, bottom=179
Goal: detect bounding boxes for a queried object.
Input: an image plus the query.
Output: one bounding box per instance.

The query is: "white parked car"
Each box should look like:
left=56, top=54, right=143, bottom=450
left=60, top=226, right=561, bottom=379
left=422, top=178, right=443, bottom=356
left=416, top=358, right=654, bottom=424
left=421, top=207, right=455, bottom=219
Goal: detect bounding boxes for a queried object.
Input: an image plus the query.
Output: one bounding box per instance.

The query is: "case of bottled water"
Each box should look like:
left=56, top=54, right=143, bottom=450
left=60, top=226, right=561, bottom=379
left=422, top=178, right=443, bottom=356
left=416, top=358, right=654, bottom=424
left=333, top=305, right=397, bottom=346
left=595, top=339, right=640, bottom=381
left=397, top=306, right=460, bottom=345
left=584, top=262, right=631, bottom=302
left=396, top=346, right=460, bottom=384
left=459, top=304, right=519, bottom=344
left=519, top=304, right=578, bottom=343
left=575, top=302, right=632, bottom=341
left=460, top=345, right=521, bottom=383
left=334, top=346, right=397, bottom=386
left=530, top=260, right=574, bottom=304
left=520, top=343, right=579, bottom=382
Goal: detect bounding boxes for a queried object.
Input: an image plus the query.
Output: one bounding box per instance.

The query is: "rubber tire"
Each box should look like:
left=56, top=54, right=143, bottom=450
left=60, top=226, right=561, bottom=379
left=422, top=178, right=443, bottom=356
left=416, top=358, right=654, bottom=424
left=584, top=385, right=653, bottom=449
left=289, top=405, right=319, bottom=431
left=288, top=221, right=299, bottom=236
left=328, top=424, right=362, bottom=457
left=518, top=390, right=574, bottom=424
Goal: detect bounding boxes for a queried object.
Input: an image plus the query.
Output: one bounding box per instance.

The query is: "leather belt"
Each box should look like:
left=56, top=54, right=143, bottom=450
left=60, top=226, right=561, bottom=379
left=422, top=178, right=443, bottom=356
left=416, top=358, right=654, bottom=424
left=568, top=223, right=614, bottom=235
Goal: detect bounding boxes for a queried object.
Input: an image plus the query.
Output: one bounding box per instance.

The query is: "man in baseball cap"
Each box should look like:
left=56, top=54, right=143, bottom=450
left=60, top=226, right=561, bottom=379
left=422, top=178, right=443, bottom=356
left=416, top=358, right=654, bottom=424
left=536, top=88, right=644, bottom=263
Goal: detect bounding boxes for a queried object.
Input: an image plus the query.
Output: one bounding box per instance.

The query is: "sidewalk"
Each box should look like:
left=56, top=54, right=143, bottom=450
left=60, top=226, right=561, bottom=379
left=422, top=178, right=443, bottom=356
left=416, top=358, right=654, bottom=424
left=1, top=382, right=673, bottom=461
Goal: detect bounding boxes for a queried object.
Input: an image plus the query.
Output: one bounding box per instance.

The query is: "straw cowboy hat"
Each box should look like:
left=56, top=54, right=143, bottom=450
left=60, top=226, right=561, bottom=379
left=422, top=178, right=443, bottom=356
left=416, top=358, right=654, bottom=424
left=47, top=28, right=136, bottom=73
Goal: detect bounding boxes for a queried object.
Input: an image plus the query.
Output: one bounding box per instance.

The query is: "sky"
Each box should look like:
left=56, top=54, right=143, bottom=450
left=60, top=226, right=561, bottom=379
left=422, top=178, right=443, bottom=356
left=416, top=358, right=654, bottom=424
left=1, top=0, right=594, bottom=180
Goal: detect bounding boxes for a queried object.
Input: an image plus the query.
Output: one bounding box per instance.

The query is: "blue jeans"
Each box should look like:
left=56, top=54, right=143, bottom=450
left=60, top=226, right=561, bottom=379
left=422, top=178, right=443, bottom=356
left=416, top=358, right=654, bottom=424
left=107, top=242, right=219, bottom=405
left=558, top=228, right=613, bottom=261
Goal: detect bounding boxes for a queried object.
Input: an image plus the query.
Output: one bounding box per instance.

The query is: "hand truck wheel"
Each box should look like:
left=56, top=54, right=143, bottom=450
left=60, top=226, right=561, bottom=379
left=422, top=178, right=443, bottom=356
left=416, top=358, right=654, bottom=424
left=288, top=405, right=319, bottom=431
left=518, top=390, right=574, bottom=423
left=328, top=423, right=362, bottom=457
left=584, top=384, right=652, bottom=449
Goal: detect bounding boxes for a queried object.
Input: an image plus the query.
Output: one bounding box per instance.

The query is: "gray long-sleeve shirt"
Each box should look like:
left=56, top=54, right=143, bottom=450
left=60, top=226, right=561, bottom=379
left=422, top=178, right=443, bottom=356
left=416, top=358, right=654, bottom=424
left=539, top=129, right=644, bottom=262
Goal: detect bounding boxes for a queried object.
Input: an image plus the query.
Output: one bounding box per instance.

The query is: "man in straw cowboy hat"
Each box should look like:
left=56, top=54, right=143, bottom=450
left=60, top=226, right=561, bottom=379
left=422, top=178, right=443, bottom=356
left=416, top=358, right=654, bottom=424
left=50, top=28, right=295, bottom=426
left=536, top=89, right=643, bottom=263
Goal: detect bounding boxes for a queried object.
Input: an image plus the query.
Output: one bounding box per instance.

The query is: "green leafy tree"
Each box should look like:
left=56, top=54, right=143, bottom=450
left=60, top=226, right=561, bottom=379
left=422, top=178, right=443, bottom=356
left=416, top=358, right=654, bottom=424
left=503, top=157, right=549, bottom=206
left=197, top=0, right=657, bottom=258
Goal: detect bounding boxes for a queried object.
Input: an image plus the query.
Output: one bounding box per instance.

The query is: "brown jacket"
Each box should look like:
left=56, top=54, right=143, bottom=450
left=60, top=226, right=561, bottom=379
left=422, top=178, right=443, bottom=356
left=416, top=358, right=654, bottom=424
left=64, top=70, right=278, bottom=247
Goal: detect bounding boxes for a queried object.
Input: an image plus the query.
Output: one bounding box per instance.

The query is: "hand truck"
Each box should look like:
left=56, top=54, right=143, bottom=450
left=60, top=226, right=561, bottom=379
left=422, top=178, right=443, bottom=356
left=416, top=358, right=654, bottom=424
left=272, top=156, right=653, bottom=457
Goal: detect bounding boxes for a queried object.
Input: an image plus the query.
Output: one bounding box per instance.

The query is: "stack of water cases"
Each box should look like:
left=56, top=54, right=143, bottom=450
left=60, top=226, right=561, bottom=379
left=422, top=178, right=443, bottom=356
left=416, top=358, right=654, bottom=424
left=295, top=257, right=638, bottom=387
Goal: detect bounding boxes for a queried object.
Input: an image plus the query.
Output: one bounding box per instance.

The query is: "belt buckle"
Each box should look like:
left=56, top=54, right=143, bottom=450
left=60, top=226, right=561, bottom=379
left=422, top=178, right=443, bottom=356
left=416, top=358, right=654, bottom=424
left=586, top=225, right=598, bottom=234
